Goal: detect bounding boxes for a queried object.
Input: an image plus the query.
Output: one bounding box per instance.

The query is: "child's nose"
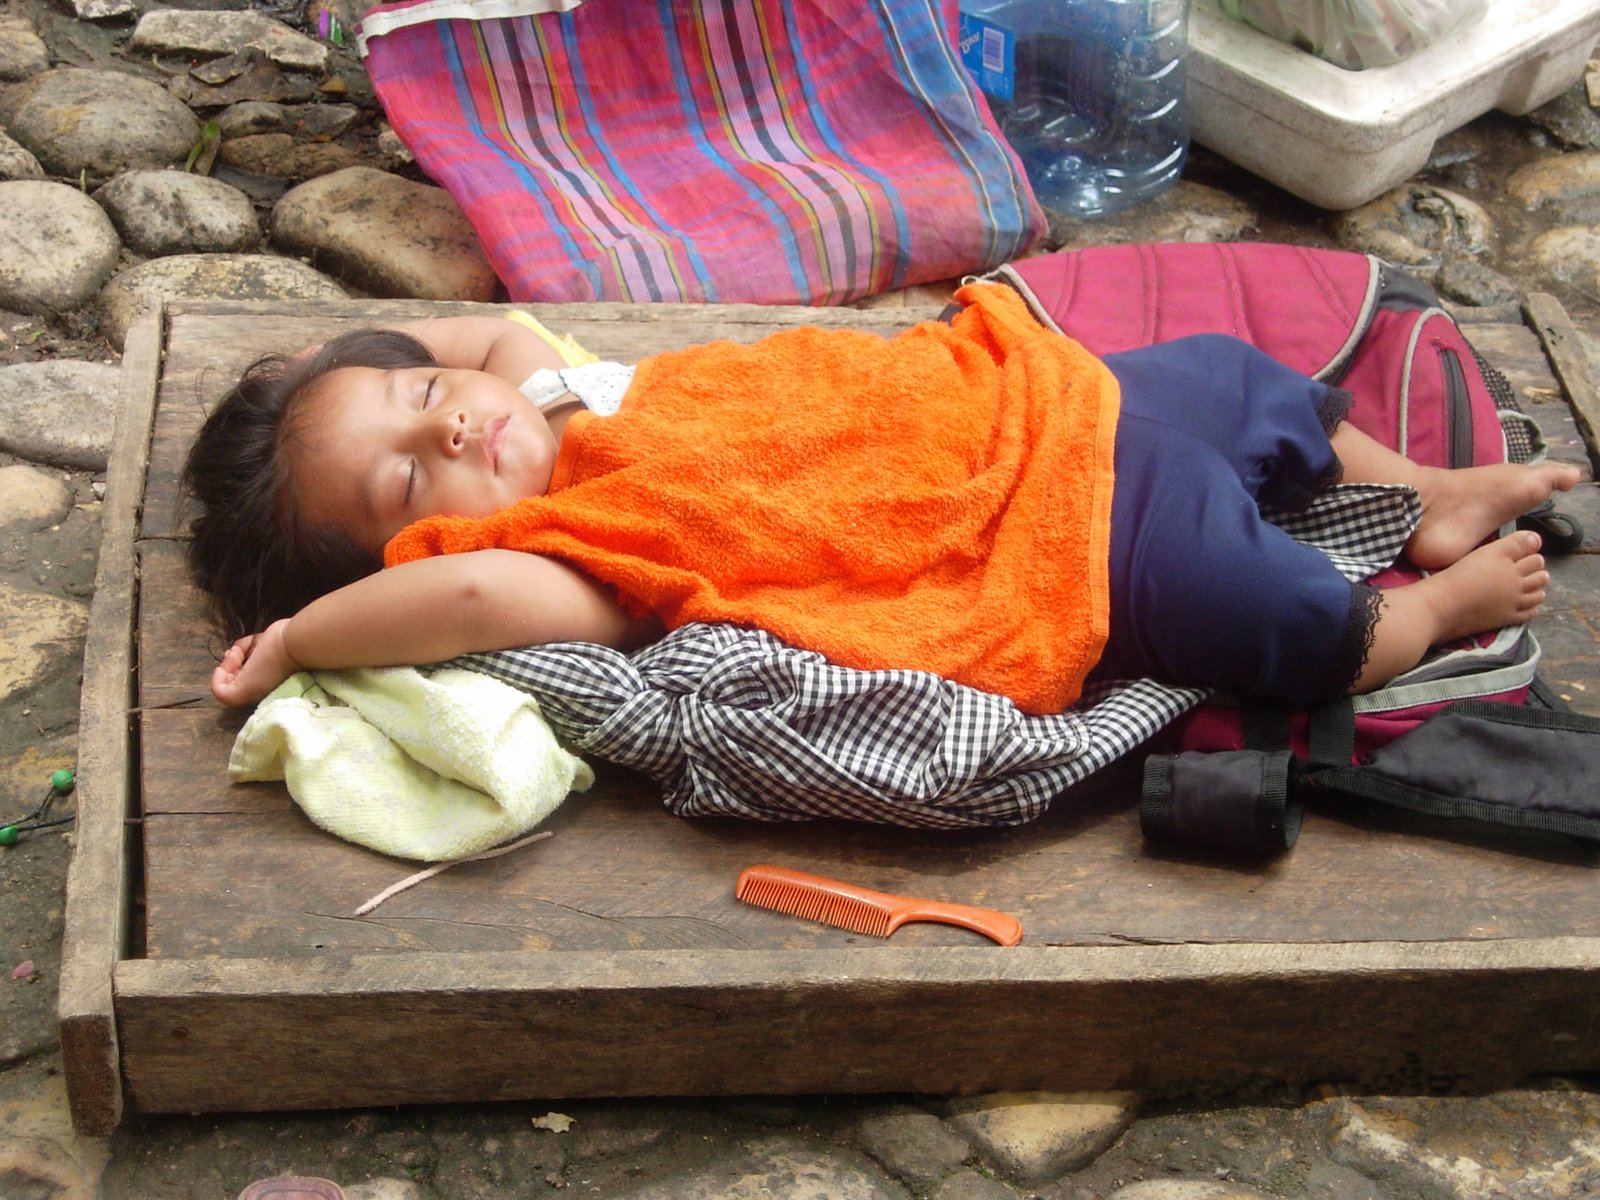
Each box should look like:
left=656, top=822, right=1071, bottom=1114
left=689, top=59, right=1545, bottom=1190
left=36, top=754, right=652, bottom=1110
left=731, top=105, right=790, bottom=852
left=433, top=409, right=467, bottom=456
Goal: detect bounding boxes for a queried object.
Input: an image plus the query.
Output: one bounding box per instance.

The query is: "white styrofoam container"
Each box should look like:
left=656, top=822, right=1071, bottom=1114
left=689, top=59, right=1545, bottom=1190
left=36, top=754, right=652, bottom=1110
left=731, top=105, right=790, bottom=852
left=1188, top=0, right=1600, bottom=210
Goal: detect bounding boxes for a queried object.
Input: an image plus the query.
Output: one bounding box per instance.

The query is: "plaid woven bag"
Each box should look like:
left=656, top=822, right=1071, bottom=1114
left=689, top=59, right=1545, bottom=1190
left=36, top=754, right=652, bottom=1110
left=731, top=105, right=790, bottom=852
left=360, top=0, right=1045, bottom=304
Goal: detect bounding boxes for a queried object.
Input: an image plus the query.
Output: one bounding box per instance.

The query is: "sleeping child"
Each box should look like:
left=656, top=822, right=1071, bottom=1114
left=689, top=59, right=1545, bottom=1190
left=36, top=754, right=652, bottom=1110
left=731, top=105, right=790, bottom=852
left=183, top=283, right=1577, bottom=716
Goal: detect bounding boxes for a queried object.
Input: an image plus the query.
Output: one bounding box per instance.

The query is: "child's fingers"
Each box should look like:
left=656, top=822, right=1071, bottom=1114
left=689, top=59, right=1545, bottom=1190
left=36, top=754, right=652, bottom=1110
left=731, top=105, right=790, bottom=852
left=211, top=662, right=242, bottom=705
left=218, top=633, right=257, bottom=671
left=212, top=637, right=261, bottom=705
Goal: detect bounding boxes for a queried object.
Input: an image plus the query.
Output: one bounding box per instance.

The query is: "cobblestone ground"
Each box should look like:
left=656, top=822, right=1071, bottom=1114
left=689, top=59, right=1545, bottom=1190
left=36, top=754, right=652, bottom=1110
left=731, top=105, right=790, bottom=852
left=4, top=0, right=1600, bottom=1195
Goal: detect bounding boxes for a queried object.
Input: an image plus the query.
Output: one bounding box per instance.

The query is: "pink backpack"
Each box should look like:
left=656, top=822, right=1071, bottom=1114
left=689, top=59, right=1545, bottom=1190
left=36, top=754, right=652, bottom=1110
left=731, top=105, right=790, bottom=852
left=989, top=243, right=1594, bottom=853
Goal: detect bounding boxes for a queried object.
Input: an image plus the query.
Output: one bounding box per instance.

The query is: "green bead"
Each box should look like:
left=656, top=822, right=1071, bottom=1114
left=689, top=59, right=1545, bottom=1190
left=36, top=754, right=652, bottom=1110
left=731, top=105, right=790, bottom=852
left=50, top=768, right=75, bottom=794
left=0, top=827, right=17, bottom=847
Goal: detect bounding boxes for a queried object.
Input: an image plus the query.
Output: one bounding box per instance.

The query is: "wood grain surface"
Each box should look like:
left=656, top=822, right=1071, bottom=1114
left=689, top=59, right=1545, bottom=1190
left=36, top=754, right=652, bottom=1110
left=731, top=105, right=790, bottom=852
left=60, top=296, right=1600, bottom=1128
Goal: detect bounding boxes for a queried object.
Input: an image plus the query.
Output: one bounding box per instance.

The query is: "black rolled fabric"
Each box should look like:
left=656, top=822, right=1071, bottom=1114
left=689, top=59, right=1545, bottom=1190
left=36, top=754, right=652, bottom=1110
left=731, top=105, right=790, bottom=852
left=1141, top=749, right=1303, bottom=855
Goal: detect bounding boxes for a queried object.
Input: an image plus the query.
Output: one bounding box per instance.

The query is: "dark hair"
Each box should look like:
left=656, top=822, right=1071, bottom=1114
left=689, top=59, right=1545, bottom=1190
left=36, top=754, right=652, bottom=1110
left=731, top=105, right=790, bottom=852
left=182, top=328, right=439, bottom=642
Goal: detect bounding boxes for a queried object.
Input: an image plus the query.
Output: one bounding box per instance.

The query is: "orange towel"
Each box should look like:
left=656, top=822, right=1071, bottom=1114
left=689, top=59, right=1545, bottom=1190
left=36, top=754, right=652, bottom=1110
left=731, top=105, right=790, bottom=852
left=387, top=283, right=1121, bottom=714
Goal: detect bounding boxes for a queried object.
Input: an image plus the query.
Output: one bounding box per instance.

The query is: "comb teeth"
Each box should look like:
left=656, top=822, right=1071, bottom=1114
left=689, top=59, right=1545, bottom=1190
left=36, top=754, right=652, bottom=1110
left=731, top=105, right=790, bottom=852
left=735, top=869, right=894, bottom=937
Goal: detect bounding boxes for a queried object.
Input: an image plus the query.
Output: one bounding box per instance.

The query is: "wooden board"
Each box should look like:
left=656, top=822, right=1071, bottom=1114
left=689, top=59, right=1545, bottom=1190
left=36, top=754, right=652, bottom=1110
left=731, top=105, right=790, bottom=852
left=61, top=295, right=1600, bottom=1132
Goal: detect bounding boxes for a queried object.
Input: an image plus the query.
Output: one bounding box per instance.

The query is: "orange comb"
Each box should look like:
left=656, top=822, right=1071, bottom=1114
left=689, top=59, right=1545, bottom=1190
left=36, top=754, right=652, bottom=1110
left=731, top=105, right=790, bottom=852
left=734, top=864, right=1023, bottom=946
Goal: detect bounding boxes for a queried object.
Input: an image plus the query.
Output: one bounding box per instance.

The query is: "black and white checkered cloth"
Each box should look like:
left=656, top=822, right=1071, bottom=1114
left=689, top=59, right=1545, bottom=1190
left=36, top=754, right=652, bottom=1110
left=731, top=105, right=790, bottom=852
left=458, top=483, right=1420, bottom=826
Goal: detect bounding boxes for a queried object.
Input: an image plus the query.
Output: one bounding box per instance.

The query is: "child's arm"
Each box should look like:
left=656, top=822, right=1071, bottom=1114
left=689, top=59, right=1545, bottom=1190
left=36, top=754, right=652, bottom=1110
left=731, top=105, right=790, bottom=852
left=210, top=550, right=660, bottom=707
left=392, top=315, right=570, bottom=387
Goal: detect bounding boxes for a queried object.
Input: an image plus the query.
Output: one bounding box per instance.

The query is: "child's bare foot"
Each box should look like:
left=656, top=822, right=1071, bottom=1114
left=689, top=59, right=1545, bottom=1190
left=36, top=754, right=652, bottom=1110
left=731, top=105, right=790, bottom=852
left=1416, top=530, right=1550, bottom=641
left=1406, top=460, right=1580, bottom=570
left=1352, top=531, right=1549, bottom=693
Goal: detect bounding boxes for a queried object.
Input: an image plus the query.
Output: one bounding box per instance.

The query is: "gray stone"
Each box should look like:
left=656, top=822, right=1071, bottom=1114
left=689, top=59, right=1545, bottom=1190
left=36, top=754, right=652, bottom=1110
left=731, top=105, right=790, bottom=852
left=271, top=166, right=499, bottom=301
left=0, top=311, right=31, bottom=352
left=1030, top=1183, right=1107, bottom=1200
left=1069, top=1099, right=1388, bottom=1200
left=1529, top=225, right=1600, bottom=296
left=1332, top=183, right=1493, bottom=269
left=1428, top=152, right=1485, bottom=193
left=97, top=253, right=346, bottom=350
left=609, top=1135, right=900, bottom=1200
left=17, top=494, right=98, bottom=595
left=0, top=128, right=44, bottom=180
left=94, top=169, right=261, bottom=255
left=855, top=1105, right=973, bottom=1190
left=218, top=132, right=363, bottom=180
left=0, top=26, right=50, bottom=81
left=30, top=9, right=125, bottom=74
left=1507, top=151, right=1600, bottom=213
left=1435, top=256, right=1521, bottom=308
left=216, top=99, right=290, bottom=137
left=1108, top=1183, right=1274, bottom=1200
left=0, top=67, right=201, bottom=179
left=0, top=360, right=121, bottom=470
left=1319, top=1087, right=1600, bottom=1200
left=216, top=100, right=360, bottom=141
left=344, top=1180, right=426, bottom=1200
left=167, top=47, right=321, bottom=110
left=929, top=1167, right=1023, bottom=1200
left=130, top=10, right=329, bottom=72
left=374, top=123, right=414, bottom=167
left=0, top=180, right=121, bottom=315
left=1528, top=88, right=1600, bottom=151
left=0, top=464, right=73, bottom=530
left=948, top=1092, right=1140, bottom=1185
left=289, top=102, right=361, bottom=140
left=62, top=0, right=136, bottom=19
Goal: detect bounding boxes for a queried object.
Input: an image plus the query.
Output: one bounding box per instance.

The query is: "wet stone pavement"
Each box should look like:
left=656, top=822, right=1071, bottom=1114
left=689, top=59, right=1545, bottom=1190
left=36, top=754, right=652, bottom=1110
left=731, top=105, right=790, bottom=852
left=4, top=0, right=1600, bottom=1195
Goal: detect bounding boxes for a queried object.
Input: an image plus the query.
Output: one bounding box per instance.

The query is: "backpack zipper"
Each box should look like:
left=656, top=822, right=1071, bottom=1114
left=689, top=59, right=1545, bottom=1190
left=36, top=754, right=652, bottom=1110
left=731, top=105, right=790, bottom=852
left=1439, top=345, right=1473, bottom=468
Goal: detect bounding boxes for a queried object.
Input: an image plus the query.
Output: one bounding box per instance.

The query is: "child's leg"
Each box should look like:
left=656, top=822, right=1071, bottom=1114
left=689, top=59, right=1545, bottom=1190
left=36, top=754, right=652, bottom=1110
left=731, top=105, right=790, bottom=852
left=1327, top=423, right=1581, bottom=569
left=1102, top=334, right=1349, bottom=511
left=1093, top=336, right=1368, bottom=704
left=1352, top=530, right=1549, bottom=692
left=1090, top=405, right=1373, bottom=706
left=1092, top=335, right=1565, bottom=704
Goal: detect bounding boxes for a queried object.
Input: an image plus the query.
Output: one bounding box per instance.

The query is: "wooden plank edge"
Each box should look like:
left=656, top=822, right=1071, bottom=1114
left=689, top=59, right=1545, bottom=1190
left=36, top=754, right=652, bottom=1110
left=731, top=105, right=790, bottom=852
left=1525, top=292, right=1600, bottom=475
left=57, top=304, right=166, bottom=1135
left=113, top=939, right=1600, bottom=1114
left=159, top=297, right=947, bottom=327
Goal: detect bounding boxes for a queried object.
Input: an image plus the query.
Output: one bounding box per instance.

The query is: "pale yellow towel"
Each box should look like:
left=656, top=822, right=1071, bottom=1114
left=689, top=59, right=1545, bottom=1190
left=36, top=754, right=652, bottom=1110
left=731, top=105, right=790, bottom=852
left=230, top=665, right=593, bottom=861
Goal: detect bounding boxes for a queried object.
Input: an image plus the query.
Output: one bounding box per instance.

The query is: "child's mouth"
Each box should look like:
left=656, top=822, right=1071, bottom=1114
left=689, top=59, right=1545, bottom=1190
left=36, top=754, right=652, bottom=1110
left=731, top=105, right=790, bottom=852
left=486, top=416, right=508, bottom=471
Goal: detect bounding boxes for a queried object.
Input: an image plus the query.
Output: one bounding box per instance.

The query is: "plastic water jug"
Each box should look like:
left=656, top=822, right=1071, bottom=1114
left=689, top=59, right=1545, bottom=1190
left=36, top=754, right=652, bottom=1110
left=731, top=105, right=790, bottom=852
left=958, top=0, right=1192, bottom=218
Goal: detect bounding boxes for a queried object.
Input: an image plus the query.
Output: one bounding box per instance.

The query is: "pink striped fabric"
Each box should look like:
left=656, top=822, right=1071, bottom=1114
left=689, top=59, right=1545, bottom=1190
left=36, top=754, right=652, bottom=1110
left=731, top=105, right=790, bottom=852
left=361, top=0, right=1045, bottom=304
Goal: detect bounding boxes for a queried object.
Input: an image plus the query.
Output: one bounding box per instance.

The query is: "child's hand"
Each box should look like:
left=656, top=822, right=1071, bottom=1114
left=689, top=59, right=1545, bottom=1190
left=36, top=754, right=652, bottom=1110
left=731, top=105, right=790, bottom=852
left=211, top=619, right=302, bottom=707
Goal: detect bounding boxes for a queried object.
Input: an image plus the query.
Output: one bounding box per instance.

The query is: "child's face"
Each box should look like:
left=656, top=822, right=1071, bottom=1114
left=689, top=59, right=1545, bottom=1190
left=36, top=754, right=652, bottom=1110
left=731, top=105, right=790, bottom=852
left=289, top=364, right=560, bottom=554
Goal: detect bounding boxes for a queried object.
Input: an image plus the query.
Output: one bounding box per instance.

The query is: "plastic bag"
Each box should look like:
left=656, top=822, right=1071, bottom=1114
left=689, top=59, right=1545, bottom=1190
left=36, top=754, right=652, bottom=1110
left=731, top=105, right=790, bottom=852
left=1217, top=0, right=1489, bottom=70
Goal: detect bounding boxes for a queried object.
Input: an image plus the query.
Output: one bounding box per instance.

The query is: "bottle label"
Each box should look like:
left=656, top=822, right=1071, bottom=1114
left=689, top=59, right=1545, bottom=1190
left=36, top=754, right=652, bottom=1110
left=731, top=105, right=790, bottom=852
left=958, top=14, right=1014, bottom=104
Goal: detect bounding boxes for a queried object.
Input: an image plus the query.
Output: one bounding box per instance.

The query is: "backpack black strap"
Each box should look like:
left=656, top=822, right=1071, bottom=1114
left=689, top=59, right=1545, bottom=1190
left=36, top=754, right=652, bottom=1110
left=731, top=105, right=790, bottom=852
left=1517, top=500, right=1586, bottom=555
left=1305, top=697, right=1355, bottom=769
left=1302, top=700, right=1600, bottom=843
left=1143, top=693, right=1600, bottom=855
